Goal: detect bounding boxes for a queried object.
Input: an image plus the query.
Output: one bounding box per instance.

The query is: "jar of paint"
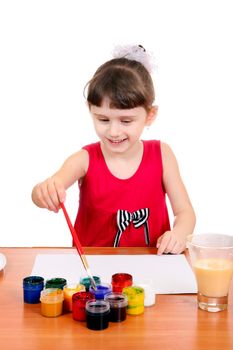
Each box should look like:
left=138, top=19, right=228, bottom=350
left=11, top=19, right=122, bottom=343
left=111, top=273, right=133, bottom=292
left=79, top=276, right=101, bottom=291
left=72, top=291, right=95, bottom=321
left=86, top=300, right=110, bottom=330
left=40, top=288, right=64, bottom=317
left=45, top=277, right=67, bottom=290
left=23, top=276, right=44, bottom=304
left=122, top=286, right=145, bottom=315
left=104, top=292, right=128, bottom=322
left=63, top=283, right=86, bottom=312
left=89, top=283, right=112, bottom=300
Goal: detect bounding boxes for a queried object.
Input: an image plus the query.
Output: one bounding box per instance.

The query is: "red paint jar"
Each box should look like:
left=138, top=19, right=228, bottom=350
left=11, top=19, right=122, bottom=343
left=111, top=273, right=133, bottom=292
left=72, top=292, right=95, bottom=321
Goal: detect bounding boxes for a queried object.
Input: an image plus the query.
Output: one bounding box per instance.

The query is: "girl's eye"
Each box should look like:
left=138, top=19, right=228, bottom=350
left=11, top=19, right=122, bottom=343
left=99, top=119, right=109, bottom=123
left=121, top=120, right=132, bottom=124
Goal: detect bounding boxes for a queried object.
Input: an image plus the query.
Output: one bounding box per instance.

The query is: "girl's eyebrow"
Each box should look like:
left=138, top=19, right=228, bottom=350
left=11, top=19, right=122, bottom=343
left=94, top=113, right=136, bottom=119
left=94, top=113, right=109, bottom=118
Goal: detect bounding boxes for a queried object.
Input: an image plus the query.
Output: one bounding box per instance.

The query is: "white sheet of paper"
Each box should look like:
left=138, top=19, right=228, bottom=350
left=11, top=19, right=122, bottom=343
left=31, top=254, right=197, bottom=294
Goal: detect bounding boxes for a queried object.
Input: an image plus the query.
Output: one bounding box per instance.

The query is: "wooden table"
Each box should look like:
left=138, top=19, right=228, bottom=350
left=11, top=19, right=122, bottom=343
left=0, top=247, right=233, bottom=350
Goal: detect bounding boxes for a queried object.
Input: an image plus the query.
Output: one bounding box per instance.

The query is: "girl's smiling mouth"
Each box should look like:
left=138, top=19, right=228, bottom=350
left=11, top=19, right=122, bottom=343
left=107, top=138, right=127, bottom=144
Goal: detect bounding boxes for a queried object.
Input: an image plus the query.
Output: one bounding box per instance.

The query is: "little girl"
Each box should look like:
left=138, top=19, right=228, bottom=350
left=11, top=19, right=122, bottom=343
left=31, top=45, right=196, bottom=254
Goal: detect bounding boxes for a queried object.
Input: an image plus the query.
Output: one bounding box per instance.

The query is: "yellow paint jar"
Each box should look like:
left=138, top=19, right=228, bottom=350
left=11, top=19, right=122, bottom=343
left=40, top=288, right=64, bottom=317
left=122, top=286, right=144, bottom=315
left=63, top=283, right=86, bottom=312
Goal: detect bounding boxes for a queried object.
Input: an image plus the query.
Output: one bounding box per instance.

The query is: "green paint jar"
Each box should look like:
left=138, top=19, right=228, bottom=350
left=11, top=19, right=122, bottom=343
left=45, top=278, right=67, bottom=290
left=79, top=276, right=101, bottom=291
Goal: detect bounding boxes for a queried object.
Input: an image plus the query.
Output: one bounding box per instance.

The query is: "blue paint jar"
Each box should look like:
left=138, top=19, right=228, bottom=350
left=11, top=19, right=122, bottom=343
left=86, top=300, right=110, bottom=330
left=23, top=276, right=44, bottom=304
left=89, top=283, right=112, bottom=300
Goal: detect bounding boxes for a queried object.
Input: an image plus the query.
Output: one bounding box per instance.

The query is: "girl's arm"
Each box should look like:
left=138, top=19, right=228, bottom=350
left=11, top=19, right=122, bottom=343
left=31, top=149, right=89, bottom=213
left=157, top=142, right=196, bottom=255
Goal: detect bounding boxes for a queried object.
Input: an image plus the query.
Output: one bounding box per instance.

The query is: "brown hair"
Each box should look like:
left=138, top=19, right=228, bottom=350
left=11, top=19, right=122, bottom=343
left=85, top=58, right=155, bottom=111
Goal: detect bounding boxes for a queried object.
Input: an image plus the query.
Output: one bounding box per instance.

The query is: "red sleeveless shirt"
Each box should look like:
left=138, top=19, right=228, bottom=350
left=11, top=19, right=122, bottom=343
left=74, top=140, right=170, bottom=247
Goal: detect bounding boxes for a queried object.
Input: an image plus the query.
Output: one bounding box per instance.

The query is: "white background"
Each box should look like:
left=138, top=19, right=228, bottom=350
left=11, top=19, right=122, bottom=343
left=0, top=0, right=233, bottom=246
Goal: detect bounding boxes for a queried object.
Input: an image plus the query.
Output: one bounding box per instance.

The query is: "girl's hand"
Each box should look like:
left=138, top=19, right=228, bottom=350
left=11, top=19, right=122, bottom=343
left=32, top=177, right=66, bottom=213
left=156, top=230, right=186, bottom=255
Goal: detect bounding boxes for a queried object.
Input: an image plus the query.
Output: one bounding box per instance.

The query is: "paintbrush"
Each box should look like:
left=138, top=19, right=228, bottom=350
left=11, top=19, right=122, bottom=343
left=60, top=202, right=97, bottom=290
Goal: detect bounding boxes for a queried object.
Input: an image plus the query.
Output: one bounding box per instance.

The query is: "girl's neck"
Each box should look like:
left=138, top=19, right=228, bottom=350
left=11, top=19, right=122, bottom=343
left=100, top=140, right=143, bottom=161
left=100, top=140, right=144, bottom=180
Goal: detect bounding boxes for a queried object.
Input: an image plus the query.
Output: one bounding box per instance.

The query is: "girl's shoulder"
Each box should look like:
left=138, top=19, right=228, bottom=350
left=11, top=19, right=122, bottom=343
left=143, top=139, right=171, bottom=155
left=82, top=141, right=100, bottom=152
left=143, top=140, right=177, bottom=168
left=143, top=139, right=174, bottom=155
left=78, top=142, right=101, bottom=176
left=62, top=148, right=90, bottom=178
left=159, top=141, right=179, bottom=173
left=160, top=141, right=173, bottom=154
left=68, top=142, right=100, bottom=166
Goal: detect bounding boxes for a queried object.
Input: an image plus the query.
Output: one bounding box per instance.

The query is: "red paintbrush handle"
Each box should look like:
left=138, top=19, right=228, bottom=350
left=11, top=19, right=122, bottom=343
left=60, top=202, right=84, bottom=255
left=60, top=202, right=96, bottom=289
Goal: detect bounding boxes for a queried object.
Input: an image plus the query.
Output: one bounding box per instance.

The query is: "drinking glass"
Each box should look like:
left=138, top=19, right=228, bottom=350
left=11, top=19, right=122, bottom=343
left=187, top=233, right=233, bottom=312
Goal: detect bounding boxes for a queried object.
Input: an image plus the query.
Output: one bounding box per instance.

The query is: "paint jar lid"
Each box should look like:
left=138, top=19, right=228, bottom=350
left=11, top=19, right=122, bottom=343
left=72, top=291, right=95, bottom=303
left=23, top=276, right=44, bottom=289
left=122, top=286, right=144, bottom=298
left=104, top=292, right=128, bottom=308
left=63, top=283, right=85, bottom=294
left=112, top=273, right=133, bottom=284
left=86, top=300, right=110, bottom=315
left=89, top=283, right=112, bottom=299
left=40, top=288, right=64, bottom=304
left=45, top=278, right=67, bottom=289
left=79, top=276, right=101, bottom=290
left=111, top=273, right=133, bottom=292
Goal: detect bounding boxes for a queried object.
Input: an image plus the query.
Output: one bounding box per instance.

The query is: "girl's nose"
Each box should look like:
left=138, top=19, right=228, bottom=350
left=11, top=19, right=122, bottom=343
left=108, top=121, right=120, bottom=137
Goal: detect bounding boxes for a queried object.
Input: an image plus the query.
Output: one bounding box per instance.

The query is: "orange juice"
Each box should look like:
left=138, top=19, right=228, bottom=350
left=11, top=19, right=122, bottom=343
left=194, top=258, right=233, bottom=297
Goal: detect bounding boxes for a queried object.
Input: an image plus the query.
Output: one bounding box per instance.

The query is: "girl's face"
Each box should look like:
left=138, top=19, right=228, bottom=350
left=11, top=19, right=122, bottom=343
left=90, top=98, right=156, bottom=155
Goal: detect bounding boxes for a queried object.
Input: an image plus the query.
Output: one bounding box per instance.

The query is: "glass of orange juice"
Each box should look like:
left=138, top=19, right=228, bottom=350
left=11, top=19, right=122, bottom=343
left=187, top=233, right=233, bottom=312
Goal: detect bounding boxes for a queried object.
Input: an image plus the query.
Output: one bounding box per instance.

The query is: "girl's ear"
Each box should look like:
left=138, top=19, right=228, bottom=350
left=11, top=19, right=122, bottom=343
left=146, top=105, right=158, bottom=126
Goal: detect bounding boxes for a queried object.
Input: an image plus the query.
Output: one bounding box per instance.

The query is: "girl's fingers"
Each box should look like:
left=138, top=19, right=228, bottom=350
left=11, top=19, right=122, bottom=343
left=169, top=242, right=182, bottom=254
left=164, top=237, right=177, bottom=253
left=47, top=180, right=60, bottom=211
left=169, top=241, right=186, bottom=254
left=40, top=186, right=57, bottom=212
left=157, top=233, right=171, bottom=255
left=35, top=185, right=50, bottom=209
left=37, top=179, right=58, bottom=212
left=55, top=182, right=66, bottom=204
left=157, top=231, right=185, bottom=255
